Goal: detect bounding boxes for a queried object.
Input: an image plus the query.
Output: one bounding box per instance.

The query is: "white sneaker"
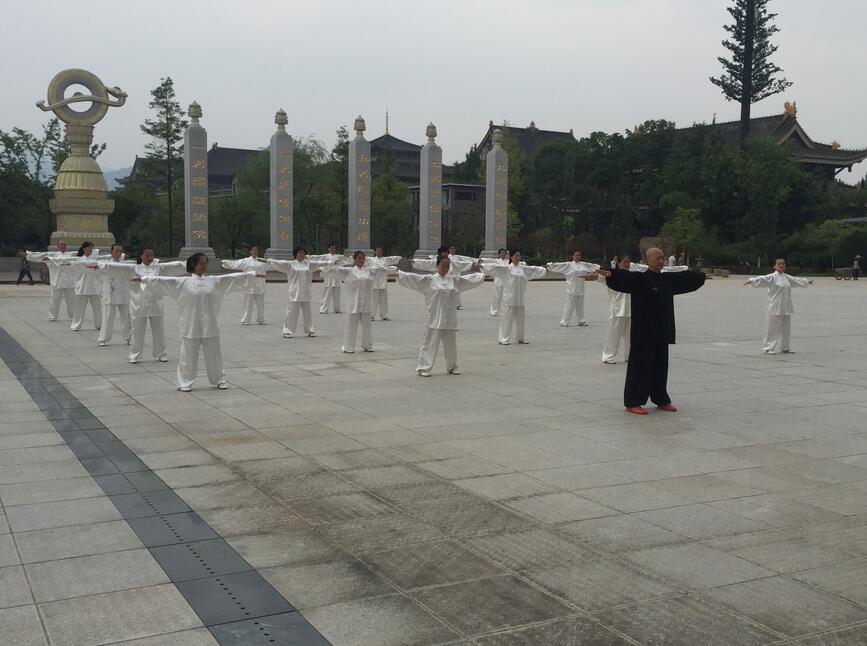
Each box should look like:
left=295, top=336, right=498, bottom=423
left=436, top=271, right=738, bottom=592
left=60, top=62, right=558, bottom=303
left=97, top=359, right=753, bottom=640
left=283, top=333, right=293, bottom=338
left=383, top=316, right=390, bottom=321
left=578, top=322, right=588, bottom=327
left=217, top=382, right=228, bottom=390
left=178, top=386, right=192, bottom=392
left=560, top=323, right=569, bottom=327
left=448, top=368, right=461, bottom=375
left=603, top=359, right=616, bottom=364
left=417, top=370, right=431, bottom=377
left=158, top=356, right=169, bottom=363
left=129, top=358, right=139, bottom=364
left=308, top=331, right=316, bottom=337
left=242, top=322, right=250, bottom=326
left=763, top=349, right=776, bottom=355
left=782, top=350, right=795, bottom=354
left=98, top=341, right=107, bottom=347
left=341, top=347, right=355, bottom=353
left=498, top=341, right=510, bottom=345
left=48, top=317, right=57, bottom=322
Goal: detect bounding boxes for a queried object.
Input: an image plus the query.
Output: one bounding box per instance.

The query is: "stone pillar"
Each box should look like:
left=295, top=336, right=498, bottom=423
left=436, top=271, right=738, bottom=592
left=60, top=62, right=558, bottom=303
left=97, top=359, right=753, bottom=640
left=346, top=116, right=372, bottom=254
left=179, top=101, right=214, bottom=258
left=35, top=69, right=127, bottom=249
left=265, top=109, right=294, bottom=259
left=482, top=128, right=508, bottom=258
left=415, top=123, right=443, bottom=258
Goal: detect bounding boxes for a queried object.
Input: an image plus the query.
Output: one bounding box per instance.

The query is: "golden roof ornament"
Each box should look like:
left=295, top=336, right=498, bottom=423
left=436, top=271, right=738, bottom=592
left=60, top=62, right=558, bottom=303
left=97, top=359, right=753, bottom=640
left=784, top=101, right=797, bottom=118
left=832, top=140, right=842, bottom=149
left=633, top=125, right=641, bottom=136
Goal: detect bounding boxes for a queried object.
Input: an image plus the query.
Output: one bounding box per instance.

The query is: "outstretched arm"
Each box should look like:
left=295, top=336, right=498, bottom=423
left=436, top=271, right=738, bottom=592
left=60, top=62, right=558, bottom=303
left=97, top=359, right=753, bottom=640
left=396, top=270, right=429, bottom=292
left=456, top=273, right=485, bottom=291
left=216, top=271, right=262, bottom=297
left=605, top=267, right=636, bottom=294
left=265, top=258, right=292, bottom=275
left=744, top=274, right=774, bottom=287
left=140, top=276, right=185, bottom=300
left=524, top=266, right=547, bottom=280
left=669, top=270, right=706, bottom=295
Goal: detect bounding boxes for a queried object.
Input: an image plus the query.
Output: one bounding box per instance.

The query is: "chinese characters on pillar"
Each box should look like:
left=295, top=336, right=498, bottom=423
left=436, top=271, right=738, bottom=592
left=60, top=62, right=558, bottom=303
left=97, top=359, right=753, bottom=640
left=347, top=116, right=371, bottom=251
left=181, top=101, right=212, bottom=255
left=268, top=109, right=294, bottom=258
left=416, top=123, right=443, bottom=257
left=483, top=128, right=509, bottom=256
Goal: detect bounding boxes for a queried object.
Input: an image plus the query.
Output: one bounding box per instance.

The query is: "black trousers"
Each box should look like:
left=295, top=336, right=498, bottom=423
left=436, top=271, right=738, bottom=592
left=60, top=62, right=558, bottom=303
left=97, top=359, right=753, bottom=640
left=624, top=341, right=671, bottom=407
left=16, top=269, right=34, bottom=284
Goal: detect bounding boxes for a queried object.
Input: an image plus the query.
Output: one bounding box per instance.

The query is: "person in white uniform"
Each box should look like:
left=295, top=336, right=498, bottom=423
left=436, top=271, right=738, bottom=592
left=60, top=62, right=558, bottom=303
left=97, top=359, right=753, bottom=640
left=262, top=246, right=335, bottom=338
left=27, top=240, right=76, bottom=321
left=52, top=242, right=107, bottom=331
left=743, top=258, right=813, bottom=354
left=314, top=243, right=343, bottom=314
left=397, top=256, right=484, bottom=376
left=369, top=245, right=402, bottom=321
left=323, top=250, right=397, bottom=353
left=481, top=251, right=547, bottom=345
left=98, top=247, right=186, bottom=363
left=95, top=244, right=133, bottom=347
left=481, top=248, right=509, bottom=316
left=413, top=246, right=477, bottom=310
left=599, top=258, right=690, bottom=364
left=546, top=250, right=600, bottom=326
left=668, top=254, right=676, bottom=267
left=140, top=253, right=261, bottom=391
left=221, top=245, right=267, bottom=325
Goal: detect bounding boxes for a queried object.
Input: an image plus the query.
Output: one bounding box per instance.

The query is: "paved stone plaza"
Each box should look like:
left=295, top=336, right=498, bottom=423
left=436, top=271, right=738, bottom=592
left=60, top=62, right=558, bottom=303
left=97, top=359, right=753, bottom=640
left=1, top=276, right=867, bottom=645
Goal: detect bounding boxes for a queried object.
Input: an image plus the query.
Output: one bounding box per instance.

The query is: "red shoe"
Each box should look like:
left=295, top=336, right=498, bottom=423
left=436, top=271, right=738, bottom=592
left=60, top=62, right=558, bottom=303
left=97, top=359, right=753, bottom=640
left=625, top=406, right=648, bottom=415
left=657, top=403, right=678, bottom=412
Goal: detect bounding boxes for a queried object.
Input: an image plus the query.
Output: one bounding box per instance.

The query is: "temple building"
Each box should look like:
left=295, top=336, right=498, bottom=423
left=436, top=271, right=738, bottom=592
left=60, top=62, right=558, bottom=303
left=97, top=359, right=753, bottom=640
left=478, top=121, right=576, bottom=158
left=680, top=102, right=867, bottom=179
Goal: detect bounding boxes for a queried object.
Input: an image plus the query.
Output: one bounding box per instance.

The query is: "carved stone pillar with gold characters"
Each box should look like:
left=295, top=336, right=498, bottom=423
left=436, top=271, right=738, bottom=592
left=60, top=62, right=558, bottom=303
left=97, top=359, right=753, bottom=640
left=266, top=109, right=294, bottom=260
left=346, top=116, right=372, bottom=254
left=482, top=128, right=509, bottom=258
left=179, top=101, right=215, bottom=259
left=36, top=69, right=127, bottom=249
left=415, top=123, right=443, bottom=258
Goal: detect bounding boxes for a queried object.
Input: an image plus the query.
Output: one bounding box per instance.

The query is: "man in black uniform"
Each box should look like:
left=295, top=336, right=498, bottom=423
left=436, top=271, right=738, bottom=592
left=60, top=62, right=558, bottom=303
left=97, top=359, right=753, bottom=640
left=602, top=247, right=705, bottom=415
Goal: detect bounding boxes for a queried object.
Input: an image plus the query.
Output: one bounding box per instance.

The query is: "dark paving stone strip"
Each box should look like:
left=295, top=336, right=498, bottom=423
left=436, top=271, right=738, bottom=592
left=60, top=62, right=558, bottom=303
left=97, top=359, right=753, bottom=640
left=0, top=325, right=331, bottom=646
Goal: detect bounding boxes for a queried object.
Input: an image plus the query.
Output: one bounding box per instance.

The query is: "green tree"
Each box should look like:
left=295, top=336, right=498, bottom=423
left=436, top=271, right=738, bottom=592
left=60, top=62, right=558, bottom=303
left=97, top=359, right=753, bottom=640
left=660, top=207, right=713, bottom=260
left=140, top=77, right=187, bottom=255
left=710, top=0, right=793, bottom=142
left=371, top=148, right=412, bottom=254
left=210, top=151, right=268, bottom=258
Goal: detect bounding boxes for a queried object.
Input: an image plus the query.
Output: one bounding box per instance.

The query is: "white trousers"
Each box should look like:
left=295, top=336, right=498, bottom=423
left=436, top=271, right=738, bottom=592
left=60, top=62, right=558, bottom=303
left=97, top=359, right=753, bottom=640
left=371, top=288, right=389, bottom=320
left=129, top=315, right=167, bottom=362
left=763, top=314, right=792, bottom=353
left=602, top=316, right=631, bottom=363
left=490, top=283, right=504, bottom=316
left=320, top=285, right=341, bottom=313
left=49, top=287, right=75, bottom=320
left=343, top=313, right=373, bottom=352
left=71, top=294, right=102, bottom=331
left=561, top=294, right=585, bottom=325
left=178, top=336, right=225, bottom=389
left=417, top=327, right=457, bottom=374
left=241, top=293, right=265, bottom=324
left=98, top=303, right=131, bottom=343
left=499, top=306, right=526, bottom=344
left=284, top=301, right=313, bottom=336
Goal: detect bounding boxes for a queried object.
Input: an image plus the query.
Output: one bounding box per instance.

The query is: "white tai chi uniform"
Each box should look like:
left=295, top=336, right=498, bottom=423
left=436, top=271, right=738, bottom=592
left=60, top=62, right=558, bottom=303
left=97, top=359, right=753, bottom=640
left=546, top=260, right=600, bottom=326
left=28, top=251, right=76, bottom=320
left=267, top=258, right=334, bottom=337
left=600, top=263, right=688, bottom=362
left=97, top=259, right=134, bottom=345
left=414, top=255, right=475, bottom=310
left=141, top=272, right=258, bottom=390
left=57, top=256, right=107, bottom=331
left=479, top=258, right=510, bottom=316
left=397, top=271, right=484, bottom=375
left=368, top=255, right=402, bottom=320
left=311, top=252, right=344, bottom=313
left=222, top=257, right=267, bottom=324
left=324, top=264, right=396, bottom=352
left=747, top=271, right=810, bottom=354
left=482, top=263, right=547, bottom=344
left=100, top=260, right=186, bottom=363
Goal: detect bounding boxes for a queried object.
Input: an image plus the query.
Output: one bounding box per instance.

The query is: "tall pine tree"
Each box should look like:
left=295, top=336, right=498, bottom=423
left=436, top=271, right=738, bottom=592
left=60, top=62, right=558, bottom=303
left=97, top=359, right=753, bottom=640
left=710, top=0, right=792, bottom=143
left=140, top=77, right=187, bottom=255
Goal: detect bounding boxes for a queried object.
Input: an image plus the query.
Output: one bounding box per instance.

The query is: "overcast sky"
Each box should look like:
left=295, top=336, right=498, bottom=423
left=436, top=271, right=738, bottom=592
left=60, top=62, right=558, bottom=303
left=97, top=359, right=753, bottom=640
left=3, top=0, right=865, bottom=181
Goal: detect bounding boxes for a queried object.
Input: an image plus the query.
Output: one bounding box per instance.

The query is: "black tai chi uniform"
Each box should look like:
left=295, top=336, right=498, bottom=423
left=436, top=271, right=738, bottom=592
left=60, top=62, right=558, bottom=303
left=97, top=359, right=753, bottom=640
left=606, top=267, right=705, bottom=407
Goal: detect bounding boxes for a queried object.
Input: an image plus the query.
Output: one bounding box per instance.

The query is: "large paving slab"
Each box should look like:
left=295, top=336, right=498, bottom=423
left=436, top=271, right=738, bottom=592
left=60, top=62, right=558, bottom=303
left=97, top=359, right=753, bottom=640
left=1, top=276, right=867, bottom=643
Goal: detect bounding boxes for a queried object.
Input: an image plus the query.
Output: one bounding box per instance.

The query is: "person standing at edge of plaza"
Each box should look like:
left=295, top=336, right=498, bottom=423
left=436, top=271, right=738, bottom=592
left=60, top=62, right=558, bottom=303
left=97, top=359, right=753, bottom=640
left=28, top=240, right=76, bottom=320
left=50, top=241, right=109, bottom=332
left=323, top=250, right=397, bottom=353
left=481, top=248, right=509, bottom=316
left=481, top=251, right=547, bottom=345
left=368, top=245, right=403, bottom=321
left=546, top=250, right=600, bottom=327
left=601, top=247, right=705, bottom=415
left=261, top=246, right=336, bottom=338
left=96, top=247, right=186, bottom=363
left=314, top=242, right=343, bottom=314
left=139, top=252, right=261, bottom=392
left=16, top=247, right=35, bottom=285
left=221, top=244, right=267, bottom=325
left=853, top=255, right=861, bottom=281
left=94, top=244, right=133, bottom=347
left=397, top=255, right=484, bottom=376
left=743, top=258, right=813, bottom=355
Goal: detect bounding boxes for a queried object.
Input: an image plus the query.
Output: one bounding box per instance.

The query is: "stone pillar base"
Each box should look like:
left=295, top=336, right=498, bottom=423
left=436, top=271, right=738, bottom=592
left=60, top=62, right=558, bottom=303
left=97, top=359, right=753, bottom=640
left=51, top=231, right=114, bottom=250
left=264, top=248, right=295, bottom=260
left=178, top=246, right=216, bottom=260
